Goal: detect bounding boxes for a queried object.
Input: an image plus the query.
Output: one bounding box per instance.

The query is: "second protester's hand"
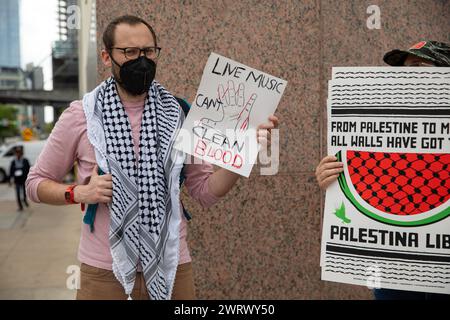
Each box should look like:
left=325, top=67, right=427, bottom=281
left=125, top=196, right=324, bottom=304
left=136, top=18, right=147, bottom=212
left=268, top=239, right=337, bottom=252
left=315, top=155, right=344, bottom=190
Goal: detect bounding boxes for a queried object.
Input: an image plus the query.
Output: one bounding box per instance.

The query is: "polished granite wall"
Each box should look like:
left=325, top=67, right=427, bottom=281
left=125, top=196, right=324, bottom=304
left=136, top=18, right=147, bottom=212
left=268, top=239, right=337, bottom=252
left=96, top=0, right=450, bottom=299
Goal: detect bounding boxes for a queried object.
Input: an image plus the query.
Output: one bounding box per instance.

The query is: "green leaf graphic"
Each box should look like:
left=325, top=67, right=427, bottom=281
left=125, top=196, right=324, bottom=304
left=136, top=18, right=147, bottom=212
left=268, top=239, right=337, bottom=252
left=334, top=202, right=351, bottom=224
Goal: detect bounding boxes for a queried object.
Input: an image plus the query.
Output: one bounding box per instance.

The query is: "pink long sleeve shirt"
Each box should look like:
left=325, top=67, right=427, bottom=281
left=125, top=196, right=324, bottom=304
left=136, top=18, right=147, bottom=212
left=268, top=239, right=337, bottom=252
left=26, top=99, right=220, bottom=270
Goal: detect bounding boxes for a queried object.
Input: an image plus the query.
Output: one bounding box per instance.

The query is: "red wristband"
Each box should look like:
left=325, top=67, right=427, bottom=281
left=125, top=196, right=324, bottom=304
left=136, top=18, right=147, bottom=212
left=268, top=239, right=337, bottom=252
left=64, top=185, right=79, bottom=204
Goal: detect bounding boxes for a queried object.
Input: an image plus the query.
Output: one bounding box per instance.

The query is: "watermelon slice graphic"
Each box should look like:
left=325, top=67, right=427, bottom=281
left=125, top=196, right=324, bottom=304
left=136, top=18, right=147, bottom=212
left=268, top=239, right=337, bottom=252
left=337, top=150, right=450, bottom=227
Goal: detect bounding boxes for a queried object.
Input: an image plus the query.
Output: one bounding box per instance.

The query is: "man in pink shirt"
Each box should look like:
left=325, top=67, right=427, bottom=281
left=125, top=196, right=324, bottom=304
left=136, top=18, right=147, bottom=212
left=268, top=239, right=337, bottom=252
left=26, top=15, right=279, bottom=300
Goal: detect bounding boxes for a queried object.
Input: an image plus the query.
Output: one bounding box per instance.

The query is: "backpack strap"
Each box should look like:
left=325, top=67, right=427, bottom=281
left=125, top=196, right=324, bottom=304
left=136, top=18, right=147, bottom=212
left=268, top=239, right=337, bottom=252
left=175, top=97, right=191, bottom=118
left=83, top=166, right=105, bottom=232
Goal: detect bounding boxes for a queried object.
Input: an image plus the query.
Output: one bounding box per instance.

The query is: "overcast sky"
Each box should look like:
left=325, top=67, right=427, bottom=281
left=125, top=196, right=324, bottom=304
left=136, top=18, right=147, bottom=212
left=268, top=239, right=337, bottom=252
left=19, top=0, right=58, bottom=90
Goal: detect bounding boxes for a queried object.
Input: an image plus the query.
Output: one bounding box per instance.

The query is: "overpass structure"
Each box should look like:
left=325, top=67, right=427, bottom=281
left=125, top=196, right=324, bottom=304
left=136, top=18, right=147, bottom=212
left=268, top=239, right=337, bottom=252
left=0, top=89, right=79, bottom=108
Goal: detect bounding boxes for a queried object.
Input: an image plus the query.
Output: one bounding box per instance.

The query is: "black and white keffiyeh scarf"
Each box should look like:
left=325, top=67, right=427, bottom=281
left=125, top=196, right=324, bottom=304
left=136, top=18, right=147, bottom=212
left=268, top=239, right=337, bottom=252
left=82, top=77, right=186, bottom=299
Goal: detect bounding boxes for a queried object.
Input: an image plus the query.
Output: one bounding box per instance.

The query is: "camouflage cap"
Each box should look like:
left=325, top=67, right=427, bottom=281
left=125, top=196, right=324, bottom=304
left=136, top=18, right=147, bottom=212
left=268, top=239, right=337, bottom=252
left=383, top=40, right=450, bottom=67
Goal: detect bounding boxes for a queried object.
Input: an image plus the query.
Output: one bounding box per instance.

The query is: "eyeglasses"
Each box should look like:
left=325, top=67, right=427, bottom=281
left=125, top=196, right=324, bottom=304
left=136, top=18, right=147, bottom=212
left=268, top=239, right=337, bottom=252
left=111, top=46, right=161, bottom=60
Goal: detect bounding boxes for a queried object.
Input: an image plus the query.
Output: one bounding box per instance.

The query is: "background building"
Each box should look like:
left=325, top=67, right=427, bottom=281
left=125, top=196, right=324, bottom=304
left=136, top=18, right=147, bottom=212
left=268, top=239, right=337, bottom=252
left=25, top=63, right=45, bottom=135
left=51, top=0, right=79, bottom=121
left=0, top=0, right=21, bottom=68
left=0, top=0, right=23, bottom=88
left=0, top=0, right=50, bottom=140
left=0, top=67, right=26, bottom=89
left=52, top=0, right=79, bottom=91
left=0, top=0, right=26, bottom=141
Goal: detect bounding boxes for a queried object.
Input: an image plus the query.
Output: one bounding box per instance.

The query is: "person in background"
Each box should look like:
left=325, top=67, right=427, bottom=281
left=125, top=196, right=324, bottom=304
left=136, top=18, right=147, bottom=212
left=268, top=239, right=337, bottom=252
left=9, top=146, right=30, bottom=211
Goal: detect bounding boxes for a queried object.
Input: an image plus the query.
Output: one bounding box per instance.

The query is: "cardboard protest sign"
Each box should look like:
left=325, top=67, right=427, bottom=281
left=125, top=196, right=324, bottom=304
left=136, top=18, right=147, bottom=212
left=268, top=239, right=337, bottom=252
left=174, top=52, right=287, bottom=177
left=321, top=67, right=450, bottom=294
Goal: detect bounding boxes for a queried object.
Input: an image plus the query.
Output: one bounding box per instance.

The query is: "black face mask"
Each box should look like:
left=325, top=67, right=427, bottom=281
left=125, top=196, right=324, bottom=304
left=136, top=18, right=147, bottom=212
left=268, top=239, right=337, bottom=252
left=111, top=56, right=156, bottom=96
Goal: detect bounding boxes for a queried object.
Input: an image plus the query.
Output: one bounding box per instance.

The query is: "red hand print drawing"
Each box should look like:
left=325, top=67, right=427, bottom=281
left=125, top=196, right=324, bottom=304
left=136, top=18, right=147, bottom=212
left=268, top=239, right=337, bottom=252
left=200, top=80, right=257, bottom=134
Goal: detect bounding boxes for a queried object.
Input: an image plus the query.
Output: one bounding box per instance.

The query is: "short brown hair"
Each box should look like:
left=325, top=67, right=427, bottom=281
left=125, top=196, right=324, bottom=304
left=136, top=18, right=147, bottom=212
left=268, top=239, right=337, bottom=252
left=102, top=15, right=157, bottom=51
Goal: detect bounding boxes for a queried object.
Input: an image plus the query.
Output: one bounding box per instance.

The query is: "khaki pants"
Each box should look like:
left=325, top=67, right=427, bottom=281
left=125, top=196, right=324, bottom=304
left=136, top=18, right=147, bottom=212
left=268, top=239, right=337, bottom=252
left=76, top=262, right=196, bottom=300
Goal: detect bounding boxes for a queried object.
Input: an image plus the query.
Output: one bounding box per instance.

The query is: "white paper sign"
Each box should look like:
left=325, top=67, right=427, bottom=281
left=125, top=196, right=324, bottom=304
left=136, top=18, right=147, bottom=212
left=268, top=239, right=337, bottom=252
left=174, top=52, right=287, bottom=177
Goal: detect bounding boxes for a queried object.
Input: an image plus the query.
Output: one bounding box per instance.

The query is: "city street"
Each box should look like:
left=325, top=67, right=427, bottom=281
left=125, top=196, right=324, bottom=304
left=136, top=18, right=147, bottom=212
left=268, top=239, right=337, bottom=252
left=0, top=182, right=80, bottom=299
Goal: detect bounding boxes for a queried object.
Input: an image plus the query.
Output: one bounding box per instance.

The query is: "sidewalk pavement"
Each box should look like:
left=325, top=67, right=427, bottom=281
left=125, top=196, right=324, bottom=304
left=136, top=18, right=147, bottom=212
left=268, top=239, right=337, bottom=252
left=0, top=183, right=81, bottom=300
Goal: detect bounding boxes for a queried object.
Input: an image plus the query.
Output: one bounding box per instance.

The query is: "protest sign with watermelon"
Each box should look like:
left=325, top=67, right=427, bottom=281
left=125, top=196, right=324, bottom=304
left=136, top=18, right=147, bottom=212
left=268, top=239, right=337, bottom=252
left=321, top=67, right=450, bottom=294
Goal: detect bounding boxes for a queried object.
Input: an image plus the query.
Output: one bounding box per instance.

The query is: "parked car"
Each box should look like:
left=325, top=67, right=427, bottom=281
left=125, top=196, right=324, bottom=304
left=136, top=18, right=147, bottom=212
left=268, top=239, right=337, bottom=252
left=0, top=140, right=47, bottom=182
